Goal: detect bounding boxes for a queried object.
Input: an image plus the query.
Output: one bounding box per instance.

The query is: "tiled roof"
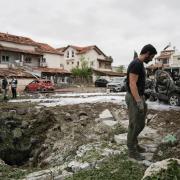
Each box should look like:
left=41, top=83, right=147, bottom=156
left=36, top=43, right=63, bottom=55
left=57, top=45, right=107, bottom=57
left=0, top=32, right=63, bottom=55
left=0, top=68, right=33, bottom=78
left=56, top=47, right=66, bottom=52
left=156, top=49, right=175, bottom=59
left=156, top=54, right=171, bottom=59
left=33, top=67, right=71, bottom=74
left=0, top=32, right=37, bottom=46
left=0, top=44, right=42, bottom=55
left=146, top=64, right=169, bottom=69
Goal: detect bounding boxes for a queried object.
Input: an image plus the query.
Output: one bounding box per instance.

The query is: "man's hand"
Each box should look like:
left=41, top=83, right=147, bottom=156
left=136, top=100, right=144, bottom=112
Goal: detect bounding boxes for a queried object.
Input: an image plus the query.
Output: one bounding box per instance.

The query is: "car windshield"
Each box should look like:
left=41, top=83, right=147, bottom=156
left=110, top=77, right=125, bottom=83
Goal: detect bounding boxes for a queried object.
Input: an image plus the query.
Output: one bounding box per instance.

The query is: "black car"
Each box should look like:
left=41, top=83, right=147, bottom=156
left=145, top=70, right=180, bottom=106
left=95, top=78, right=109, bottom=87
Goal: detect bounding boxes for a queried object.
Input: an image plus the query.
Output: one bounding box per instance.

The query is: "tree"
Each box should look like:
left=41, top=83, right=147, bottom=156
left=71, top=56, right=92, bottom=83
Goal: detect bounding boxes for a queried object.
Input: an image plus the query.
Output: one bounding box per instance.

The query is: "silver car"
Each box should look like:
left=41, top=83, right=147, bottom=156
left=107, top=77, right=126, bottom=92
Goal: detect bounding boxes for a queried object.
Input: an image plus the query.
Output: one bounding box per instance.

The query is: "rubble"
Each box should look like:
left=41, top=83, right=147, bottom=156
left=142, top=158, right=180, bottom=179
left=0, top=92, right=180, bottom=179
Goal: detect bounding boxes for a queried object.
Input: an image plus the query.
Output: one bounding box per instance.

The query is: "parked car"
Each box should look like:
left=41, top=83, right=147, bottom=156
left=95, top=78, right=109, bottom=87
left=106, top=77, right=127, bottom=92
left=24, top=79, right=55, bottom=92
left=145, top=70, right=180, bottom=106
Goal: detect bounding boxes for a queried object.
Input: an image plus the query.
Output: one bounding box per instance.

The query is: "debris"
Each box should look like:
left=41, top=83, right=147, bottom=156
left=162, top=134, right=177, bottom=143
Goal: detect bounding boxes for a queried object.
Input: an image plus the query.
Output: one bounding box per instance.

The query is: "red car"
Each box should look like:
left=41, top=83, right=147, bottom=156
left=24, top=79, right=55, bottom=92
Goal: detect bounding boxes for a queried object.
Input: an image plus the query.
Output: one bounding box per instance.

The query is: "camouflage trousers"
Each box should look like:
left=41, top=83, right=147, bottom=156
left=125, top=92, right=147, bottom=150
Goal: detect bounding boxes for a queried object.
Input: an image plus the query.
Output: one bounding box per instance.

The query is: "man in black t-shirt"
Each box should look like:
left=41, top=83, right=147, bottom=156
left=125, top=44, right=157, bottom=160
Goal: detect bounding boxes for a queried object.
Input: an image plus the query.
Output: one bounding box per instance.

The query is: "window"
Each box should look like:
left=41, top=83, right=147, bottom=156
left=25, top=57, right=32, bottom=63
left=1, top=55, right=9, bottom=63
left=178, top=57, right=180, bottom=60
left=90, top=61, right=94, bottom=67
left=163, top=59, right=168, bottom=64
left=99, top=62, right=102, bottom=68
left=72, top=50, right=74, bottom=57
left=67, top=62, right=69, bottom=65
left=42, top=58, right=46, bottom=63
left=72, top=62, right=74, bottom=64
left=60, top=64, right=64, bottom=68
left=77, top=61, right=79, bottom=67
left=67, top=51, right=69, bottom=58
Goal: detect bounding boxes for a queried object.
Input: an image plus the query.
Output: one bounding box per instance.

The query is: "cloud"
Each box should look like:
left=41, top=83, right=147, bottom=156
left=0, top=0, right=180, bottom=65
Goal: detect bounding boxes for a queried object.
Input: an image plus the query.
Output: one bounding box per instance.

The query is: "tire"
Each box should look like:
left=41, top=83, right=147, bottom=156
left=168, top=93, right=180, bottom=106
left=42, top=88, right=47, bottom=92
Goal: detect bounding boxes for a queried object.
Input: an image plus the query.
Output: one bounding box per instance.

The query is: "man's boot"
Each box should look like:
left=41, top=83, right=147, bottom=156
left=136, top=144, right=146, bottom=153
left=128, top=149, right=145, bottom=161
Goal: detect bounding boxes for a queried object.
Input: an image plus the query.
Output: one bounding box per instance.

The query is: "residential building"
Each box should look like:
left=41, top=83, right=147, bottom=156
left=0, top=32, right=70, bottom=84
left=57, top=45, right=112, bottom=70
left=155, top=49, right=175, bottom=67
left=57, top=45, right=123, bottom=81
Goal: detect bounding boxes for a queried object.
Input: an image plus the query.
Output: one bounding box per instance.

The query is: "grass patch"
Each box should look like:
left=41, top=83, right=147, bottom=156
left=76, top=148, right=103, bottom=163
left=67, top=154, right=145, bottom=180
left=0, top=164, right=27, bottom=180
left=112, top=123, right=127, bottom=135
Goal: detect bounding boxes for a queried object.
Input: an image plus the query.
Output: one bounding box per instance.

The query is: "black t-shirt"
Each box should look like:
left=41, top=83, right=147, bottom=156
left=126, top=59, right=146, bottom=96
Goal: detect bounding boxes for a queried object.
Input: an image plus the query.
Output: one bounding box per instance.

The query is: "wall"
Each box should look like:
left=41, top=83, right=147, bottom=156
left=0, top=41, right=36, bottom=51
left=44, top=53, right=65, bottom=69
left=63, top=47, right=77, bottom=71
left=23, top=54, right=40, bottom=67
left=172, top=54, right=180, bottom=67
left=0, top=51, right=21, bottom=63
left=83, top=50, right=112, bottom=70
left=63, top=47, right=111, bottom=71
left=0, top=50, right=41, bottom=68
left=0, top=78, right=34, bottom=94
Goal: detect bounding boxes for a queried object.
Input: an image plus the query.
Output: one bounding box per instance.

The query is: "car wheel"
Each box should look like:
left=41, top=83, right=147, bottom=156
left=169, top=93, right=180, bottom=106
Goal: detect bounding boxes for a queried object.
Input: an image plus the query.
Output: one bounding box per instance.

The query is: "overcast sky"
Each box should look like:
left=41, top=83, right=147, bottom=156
left=0, top=0, right=180, bottom=66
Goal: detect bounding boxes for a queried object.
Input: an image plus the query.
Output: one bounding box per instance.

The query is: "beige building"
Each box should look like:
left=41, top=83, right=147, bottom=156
left=57, top=45, right=112, bottom=70
left=0, top=32, right=70, bottom=83
left=155, top=49, right=180, bottom=68
left=57, top=45, right=122, bottom=81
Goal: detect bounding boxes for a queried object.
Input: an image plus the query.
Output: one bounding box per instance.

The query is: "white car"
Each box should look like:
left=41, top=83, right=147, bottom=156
left=107, top=77, right=127, bottom=92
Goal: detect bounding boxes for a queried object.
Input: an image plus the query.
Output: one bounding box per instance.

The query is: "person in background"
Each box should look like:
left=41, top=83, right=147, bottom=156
left=126, top=44, right=157, bottom=160
left=10, top=76, right=18, bottom=98
left=1, top=76, right=9, bottom=100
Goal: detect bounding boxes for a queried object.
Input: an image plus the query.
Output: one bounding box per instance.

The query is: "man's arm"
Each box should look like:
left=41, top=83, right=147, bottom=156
left=129, top=73, right=141, bottom=102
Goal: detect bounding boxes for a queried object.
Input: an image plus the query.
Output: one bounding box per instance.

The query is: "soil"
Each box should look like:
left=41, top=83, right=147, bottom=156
left=0, top=93, right=180, bottom=179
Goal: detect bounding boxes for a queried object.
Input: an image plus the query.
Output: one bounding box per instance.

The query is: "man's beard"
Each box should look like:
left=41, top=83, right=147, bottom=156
left=144, top=59, right=151, bottom=64
left=144, top=57, right=151, bottom=64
